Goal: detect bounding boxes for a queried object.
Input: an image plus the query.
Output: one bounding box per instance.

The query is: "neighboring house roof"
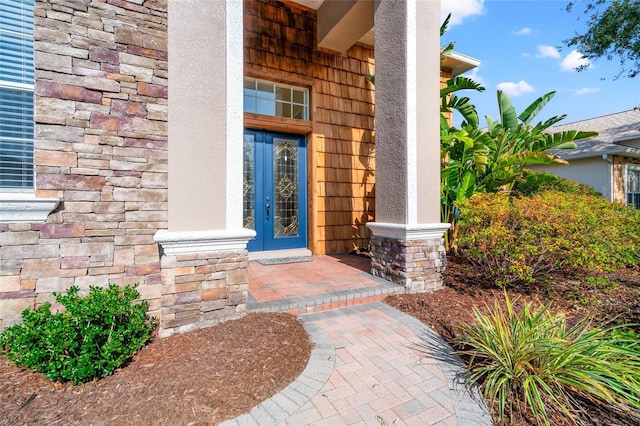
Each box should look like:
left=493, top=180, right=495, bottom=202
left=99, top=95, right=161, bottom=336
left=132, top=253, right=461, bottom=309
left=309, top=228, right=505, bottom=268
left=549, top=108, right=640, bottom=160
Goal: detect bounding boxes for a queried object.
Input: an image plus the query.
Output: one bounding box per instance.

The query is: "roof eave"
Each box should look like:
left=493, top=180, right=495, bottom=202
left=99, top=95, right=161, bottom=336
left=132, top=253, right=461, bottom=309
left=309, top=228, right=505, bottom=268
left=441, top=51, right=481, bottom=77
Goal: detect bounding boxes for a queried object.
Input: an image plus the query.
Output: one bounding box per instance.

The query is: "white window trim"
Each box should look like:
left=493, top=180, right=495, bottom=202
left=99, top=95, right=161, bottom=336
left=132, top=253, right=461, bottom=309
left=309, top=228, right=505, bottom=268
left=626, top=164, right=640, bottom=208
left=0, top=193, right=59, bottom=223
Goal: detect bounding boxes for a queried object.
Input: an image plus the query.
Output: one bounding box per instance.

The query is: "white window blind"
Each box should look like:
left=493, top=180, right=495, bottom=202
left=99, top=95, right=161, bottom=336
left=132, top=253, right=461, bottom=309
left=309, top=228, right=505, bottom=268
left=0, top=0, right=35, bottom=191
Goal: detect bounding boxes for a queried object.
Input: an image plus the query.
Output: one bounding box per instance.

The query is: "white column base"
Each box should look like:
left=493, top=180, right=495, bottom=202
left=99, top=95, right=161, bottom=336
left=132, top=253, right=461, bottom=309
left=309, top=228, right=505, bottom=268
left=366, top=222, right=450, bottom=240
left=154, top=228, right=256, bottom=255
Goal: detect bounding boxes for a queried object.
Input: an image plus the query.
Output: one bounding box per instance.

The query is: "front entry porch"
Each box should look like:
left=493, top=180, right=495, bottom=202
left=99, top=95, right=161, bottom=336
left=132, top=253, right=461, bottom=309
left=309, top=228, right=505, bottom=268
left=247, top=255, right=403, bottom=315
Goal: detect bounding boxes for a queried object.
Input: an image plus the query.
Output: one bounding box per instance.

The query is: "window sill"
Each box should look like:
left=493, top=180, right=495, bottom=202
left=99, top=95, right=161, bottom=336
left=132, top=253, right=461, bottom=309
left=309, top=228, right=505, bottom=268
left=0, top=193, right=60, bottom=223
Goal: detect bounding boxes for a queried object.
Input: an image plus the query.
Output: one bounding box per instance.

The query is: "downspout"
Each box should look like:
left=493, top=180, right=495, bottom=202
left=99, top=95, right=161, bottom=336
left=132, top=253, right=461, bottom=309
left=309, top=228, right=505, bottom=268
left=602, top=154, right=614, bottom=202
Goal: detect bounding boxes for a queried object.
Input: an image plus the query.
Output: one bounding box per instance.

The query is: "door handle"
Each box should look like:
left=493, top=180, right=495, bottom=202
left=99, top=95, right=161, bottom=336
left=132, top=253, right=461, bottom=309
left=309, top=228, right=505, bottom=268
left=266, top=202, right=270, bottom=221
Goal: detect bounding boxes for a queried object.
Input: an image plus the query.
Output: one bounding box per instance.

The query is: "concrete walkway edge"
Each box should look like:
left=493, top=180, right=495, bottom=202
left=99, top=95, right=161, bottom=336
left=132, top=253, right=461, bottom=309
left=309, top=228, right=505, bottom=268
left=220, top=317, right=336, bottom=426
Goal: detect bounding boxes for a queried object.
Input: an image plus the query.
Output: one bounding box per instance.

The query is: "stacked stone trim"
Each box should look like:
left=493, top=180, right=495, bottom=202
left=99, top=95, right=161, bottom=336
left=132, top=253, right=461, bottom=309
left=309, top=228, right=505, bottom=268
left=158, top=250, right=249, bottom=338
left=370, top=236, right=447, bottom=293
left=612, top=155, right=640, bottom=205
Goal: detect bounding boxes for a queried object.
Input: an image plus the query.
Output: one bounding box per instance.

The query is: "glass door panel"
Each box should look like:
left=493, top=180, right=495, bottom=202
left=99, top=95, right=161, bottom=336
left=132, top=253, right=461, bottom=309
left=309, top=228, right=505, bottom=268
left=243, top=130, right=306, bottom=252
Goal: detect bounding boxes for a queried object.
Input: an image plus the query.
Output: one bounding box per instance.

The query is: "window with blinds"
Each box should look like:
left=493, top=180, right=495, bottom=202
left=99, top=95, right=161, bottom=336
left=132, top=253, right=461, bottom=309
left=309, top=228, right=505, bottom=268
left=0, top=0, right=35, bottom=191
left=627, top=164, right=640, bottom=209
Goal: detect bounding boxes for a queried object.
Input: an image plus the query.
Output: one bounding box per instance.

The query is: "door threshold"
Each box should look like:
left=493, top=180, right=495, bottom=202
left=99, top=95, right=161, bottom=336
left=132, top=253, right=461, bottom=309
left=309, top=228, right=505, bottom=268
left=249, top=248, right=312, bottom=261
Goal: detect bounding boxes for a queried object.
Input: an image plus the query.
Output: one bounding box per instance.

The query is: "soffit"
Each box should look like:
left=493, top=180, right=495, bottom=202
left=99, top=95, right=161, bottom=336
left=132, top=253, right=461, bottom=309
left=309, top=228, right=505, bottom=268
left=292, top=0, right=374, bottom=48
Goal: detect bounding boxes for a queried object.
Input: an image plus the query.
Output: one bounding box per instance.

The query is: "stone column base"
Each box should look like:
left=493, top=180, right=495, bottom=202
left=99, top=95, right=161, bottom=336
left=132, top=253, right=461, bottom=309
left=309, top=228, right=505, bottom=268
left=154, top=229, right=255, bottom=338
left=366, top=222, right=450, bottom=293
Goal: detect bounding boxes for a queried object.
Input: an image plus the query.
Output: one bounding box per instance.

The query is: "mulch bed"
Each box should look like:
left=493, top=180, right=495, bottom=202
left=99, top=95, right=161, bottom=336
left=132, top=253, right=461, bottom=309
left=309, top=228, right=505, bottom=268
left=2, top=256, right=639, bottom=425
left=385, top=255, right=640, bottom=426
left=0, top=312, right=311, bottom=425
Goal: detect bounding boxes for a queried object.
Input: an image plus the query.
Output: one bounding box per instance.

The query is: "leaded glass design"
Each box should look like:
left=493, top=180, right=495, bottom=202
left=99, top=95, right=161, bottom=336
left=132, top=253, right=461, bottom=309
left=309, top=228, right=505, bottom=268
left=627, top=164, right=640, bottom=209
left=243, top=77, right=309, bottom=120
left=273, top=138, right=299, bottom=237
left=243, top=135, right=255, bottom=230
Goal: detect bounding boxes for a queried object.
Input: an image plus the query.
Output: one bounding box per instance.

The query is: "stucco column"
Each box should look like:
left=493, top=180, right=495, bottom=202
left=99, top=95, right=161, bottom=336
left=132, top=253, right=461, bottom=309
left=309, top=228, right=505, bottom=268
left=367, top=0, right=449, bottom=292
left=154, top=0, right=254, bottom=337
left=156, top=0, right=254, bottom=251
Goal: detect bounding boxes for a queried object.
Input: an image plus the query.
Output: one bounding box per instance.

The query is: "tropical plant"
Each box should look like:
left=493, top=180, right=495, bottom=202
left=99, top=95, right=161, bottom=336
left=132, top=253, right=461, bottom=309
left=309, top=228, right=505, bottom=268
left=373, top=15, right=598, bottom=250
left=457, top=294, right=640, bottom=425
left=440, top=89, right=598, bottom=249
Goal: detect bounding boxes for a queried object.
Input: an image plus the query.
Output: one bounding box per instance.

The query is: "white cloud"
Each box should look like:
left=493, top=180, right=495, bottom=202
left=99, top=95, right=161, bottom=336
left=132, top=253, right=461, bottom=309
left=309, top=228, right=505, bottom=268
left=560, top=50, right=591, bottom=72
left=522, top=52, right=531, bottom=58
left=536, top=45, right=561, bottom=59
left=514, top=27, right=532, bottom=36
left=575, top=87, right=600, bottom=95
left=441, top=0, right=485, bottom=27
left=496, top=80, right=535, bottom=97
left=467, top=67, right=486, bottom=87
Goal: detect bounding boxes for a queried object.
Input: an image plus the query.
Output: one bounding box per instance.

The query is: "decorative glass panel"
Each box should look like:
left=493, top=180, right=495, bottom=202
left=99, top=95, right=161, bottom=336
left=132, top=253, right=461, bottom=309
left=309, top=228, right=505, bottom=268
left=243, top=77, right=309, bottom=121
left=243, top=135, right=255, bottom=230
left=273, top=138, right=299, bottom=237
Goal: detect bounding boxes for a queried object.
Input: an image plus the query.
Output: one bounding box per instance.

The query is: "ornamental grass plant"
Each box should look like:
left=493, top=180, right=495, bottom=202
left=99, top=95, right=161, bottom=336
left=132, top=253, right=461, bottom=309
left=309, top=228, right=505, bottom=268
left=456, top=294, right=640, bottom=425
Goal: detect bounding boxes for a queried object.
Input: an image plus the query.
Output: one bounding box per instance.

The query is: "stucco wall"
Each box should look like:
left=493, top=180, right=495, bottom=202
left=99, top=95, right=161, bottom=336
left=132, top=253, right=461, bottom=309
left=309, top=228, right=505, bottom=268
left=533, top=157, right=612, bottom=200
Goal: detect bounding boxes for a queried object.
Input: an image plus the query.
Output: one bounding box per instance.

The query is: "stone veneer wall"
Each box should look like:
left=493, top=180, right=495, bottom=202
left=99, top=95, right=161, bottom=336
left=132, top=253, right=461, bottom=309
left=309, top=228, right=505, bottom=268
left=158, top=250, right=249, bottom=338
left=369, top=236, right=447, bottom=293
left=0, top=0, right=168, bottom=331
left=612, top=155, right=640, bottom=205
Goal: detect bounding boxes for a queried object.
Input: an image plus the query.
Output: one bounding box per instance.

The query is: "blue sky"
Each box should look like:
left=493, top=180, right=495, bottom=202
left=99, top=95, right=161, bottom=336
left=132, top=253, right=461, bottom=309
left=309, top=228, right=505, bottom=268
left=441, top=0, right=640, bottom=127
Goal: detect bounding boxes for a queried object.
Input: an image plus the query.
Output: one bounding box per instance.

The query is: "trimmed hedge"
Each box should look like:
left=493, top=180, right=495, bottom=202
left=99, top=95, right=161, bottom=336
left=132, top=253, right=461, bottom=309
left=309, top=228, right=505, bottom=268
left=456, top=191, right=640, bottom=286
left=0, top=284, right=155, bottom=384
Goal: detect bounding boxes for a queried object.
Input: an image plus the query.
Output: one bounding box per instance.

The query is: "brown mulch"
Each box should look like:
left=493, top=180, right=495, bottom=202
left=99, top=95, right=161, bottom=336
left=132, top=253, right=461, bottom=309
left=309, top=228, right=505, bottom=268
left=385, top=255, right=640, bottom=426
left=2, top=256, right=639, bottom=426
left=0, top=312, right=311, bottom=426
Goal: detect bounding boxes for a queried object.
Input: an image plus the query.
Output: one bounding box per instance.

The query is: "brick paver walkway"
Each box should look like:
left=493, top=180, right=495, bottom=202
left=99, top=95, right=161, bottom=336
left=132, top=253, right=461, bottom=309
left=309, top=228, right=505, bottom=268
left=222, top=303, right=492, bottom=426
left=249, top=255, right=384, bottom=302
left=248, top=255, right=403, bottom=315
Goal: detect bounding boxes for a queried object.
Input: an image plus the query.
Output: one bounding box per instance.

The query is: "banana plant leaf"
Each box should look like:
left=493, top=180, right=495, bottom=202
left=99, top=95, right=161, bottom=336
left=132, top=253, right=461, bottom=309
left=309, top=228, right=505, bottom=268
left=518, top=91, right=557, bottom=125
left=498, top=91, right=519, bottom=132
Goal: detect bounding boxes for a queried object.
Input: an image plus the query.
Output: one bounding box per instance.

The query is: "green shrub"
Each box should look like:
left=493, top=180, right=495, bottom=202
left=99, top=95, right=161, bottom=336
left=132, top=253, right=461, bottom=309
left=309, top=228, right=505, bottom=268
left=456, top=191, right=640, bottom=286
left=0, top=284, right=155, bottom=385
left=457, top=294, right=640, bottom=425
left=514, top=171, right=601, bottom=197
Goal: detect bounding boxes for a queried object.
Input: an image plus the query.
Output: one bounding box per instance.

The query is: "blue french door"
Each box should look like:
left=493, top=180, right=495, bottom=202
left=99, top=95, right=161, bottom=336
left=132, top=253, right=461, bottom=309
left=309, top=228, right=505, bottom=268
left=243, top=129, right=307, bottom=252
